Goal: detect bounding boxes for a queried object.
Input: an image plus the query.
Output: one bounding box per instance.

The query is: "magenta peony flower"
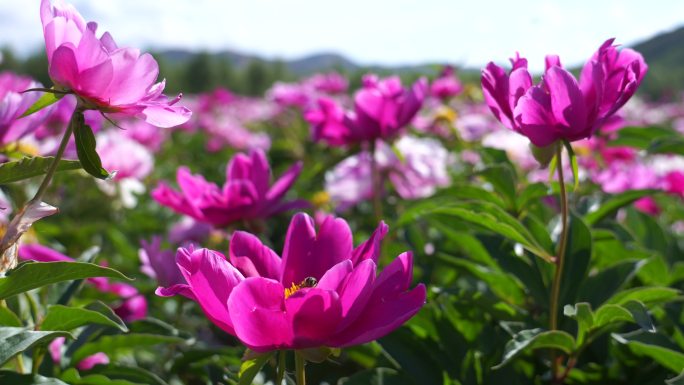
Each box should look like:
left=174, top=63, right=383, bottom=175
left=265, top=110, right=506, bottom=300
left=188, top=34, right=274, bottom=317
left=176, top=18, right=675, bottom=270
left=325, top=136, right=452, bottom=210
left=40, top=0, right=190, bottom=127
left=482, top=39, right=647, bottom=147
left=139, top=236, right=185, bottom=288
left=305, top=72, right=349, bottom=94
left=152, top=149, right=307, bottom=227
left=18, top=244, right=147, bottom=321
left=306, top=75, right=427, bottom=146
left=430, top=66, right=463, bottom=100
left=0, top=72, right=51, bottom=146
left=157, top=213, right=426, bottom=352
left=49, top=337, right=109, bottom=370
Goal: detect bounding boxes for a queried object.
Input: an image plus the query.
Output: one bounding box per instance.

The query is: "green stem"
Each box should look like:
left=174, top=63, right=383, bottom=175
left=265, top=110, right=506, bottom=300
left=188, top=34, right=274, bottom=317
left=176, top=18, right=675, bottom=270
left=295, top=351, right=306, bottom=385
left=369, top=140, right=382, bottom=222
left=28, top=107, right=80, bottom=205
left=549, top=143, right=570, bottom=382
left=31, top=347, right=45, bottom=376
left=276, top=350, right=286, bottom=385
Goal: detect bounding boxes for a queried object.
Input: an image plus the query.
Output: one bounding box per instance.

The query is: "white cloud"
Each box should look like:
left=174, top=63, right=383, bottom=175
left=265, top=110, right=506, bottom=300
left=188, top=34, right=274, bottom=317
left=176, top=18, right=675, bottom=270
left=0, top=0, right=682, bottom=72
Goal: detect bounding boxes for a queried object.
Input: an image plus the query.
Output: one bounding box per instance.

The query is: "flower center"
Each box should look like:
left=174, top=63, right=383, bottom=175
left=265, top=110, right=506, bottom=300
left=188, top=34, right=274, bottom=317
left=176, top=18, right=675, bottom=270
left=284, top=277, right=318, bottom=298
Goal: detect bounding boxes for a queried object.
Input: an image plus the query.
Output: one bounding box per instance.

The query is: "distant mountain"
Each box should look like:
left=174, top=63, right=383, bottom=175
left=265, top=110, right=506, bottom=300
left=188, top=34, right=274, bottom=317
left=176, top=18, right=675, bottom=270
left=631, top=25, right=684, bottom=98
left=156, top=49, right=442, bottom=77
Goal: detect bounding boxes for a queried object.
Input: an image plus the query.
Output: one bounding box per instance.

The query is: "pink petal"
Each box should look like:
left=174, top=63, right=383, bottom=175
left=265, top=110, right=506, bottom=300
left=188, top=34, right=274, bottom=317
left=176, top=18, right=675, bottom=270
left=176, top=247, right=244, bottom=335
left=229, top=231, right=281, bottom=280
left=227, top=277, right=292, bottom=351
left=287, top=288, right=342, bottom=347
left=280, top=213, right=353, bottom=286
left=266, top=161, right=303, bottom=203
left=351, top=221, right=389, bottom=265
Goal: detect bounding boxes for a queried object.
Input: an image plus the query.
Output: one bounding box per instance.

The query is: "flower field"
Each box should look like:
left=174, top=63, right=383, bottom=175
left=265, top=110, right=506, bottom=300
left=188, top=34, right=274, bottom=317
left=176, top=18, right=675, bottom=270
left=1, top=1, right=684, bottom=384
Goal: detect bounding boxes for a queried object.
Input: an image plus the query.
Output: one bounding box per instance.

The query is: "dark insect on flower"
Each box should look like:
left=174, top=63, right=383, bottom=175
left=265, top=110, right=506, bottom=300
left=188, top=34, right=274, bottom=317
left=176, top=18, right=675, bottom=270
left=300, top=276, right=318, bottom=288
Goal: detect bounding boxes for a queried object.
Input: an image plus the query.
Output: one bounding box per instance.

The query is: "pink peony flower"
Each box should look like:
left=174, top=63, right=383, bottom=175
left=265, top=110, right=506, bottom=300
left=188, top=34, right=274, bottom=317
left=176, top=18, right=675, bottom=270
left=152, top=149, right=307, bottom=227
left=325, top=136, right=452, bottom=210
left=157, top=213, right=426, bottom=352
left=49, top=337, right=109, bottom=370
left=430, top=66, right=463, bottom=100
left=482, top=39, right=647, bottom=147
left=40, top=0, right=190, bottom=127
left=96, top=129, right=154, bottom=181
left=306, top=75, right=427, bottom=146
left=139, top=236, right=185, bottom=288
left=0, top=72, right=51, bottom=146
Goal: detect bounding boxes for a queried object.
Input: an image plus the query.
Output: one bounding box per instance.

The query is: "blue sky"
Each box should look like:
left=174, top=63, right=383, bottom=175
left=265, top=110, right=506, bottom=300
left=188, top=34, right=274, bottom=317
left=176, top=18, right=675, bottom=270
left=1, top=0, right=682, bottom=72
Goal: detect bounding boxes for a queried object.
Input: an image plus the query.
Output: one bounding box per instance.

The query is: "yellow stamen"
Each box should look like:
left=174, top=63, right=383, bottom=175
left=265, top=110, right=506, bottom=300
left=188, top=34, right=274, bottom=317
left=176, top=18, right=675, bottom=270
left=284, top=282, right=302, bottom=299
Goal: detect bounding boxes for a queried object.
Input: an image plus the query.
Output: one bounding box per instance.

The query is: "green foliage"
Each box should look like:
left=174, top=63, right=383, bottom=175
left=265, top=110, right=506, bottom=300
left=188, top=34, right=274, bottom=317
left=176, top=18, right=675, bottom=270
left=0, top=156, right=81, bottom=185
left=0, top=327, right=71, bottom=366
left=0, top=262, right=129, bottom=300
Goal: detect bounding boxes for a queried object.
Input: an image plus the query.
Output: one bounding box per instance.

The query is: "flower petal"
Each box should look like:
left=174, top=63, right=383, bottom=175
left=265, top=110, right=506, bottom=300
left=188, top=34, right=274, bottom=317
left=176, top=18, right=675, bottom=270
left=227, top=277, right=292, bottom=352
left=229, top=231, right=281, bottom=280
left=176, top=247, right=244, bottom=335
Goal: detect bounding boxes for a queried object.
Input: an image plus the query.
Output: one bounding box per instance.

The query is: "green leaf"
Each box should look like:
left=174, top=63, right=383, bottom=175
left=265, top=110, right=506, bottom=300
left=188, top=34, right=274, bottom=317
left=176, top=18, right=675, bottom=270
left=0, top=306, right=22, bottom=327
left=20, top=91, right=61, bottom=117
left=61, top=368, right=145, bottom=385
left=666, top=370, right=684, bottom=385
left=607, top=287, right=680, bottom=306
left=608, top=126, right=675, bottom=150
left=238, top=350, right=275, bottom=385
left=478, top=165, right=517, bottom=209
left=648, top=136, right=684, bottom=156
left=0, top=261, right=130, bottom=300
left=341, top=367, right=413, bottom=385
left=71, top=334, right=184, bottom=363
left=74, top=117, right=110, bottom=180
left=398, top=199, right=553, bottom=262
left=0, top=327, right=72, bottom=366
left=41, top=303, right=128, bottom=332
left=437, top=253, right=525, bottom=305
left=578, top=259, right=645, bottom=307
left=564, top=303, right=593, bottom=345
left=0, top=370, right=68, bottom=385
left=585, top=190, right=659, bottom=225
left=594, top=304, right=635, bottom=329
left=0, top=156, right=81, bottom=185
left=493, top=329, right=576, bottom=369
left=613, top=331, right=684, bottom=373
left=88, top=366, right=169, bottom=385
left=622, top=300, right=656, bottom=333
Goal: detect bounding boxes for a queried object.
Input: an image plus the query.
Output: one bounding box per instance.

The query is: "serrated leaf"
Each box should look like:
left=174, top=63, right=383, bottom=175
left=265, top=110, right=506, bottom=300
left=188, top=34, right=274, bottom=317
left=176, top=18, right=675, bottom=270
left=0, top=156, right=81, bottom=185
left=0, top=261, right=130, bottom=300
left=73, top=116, right=109, bottom=180
left=71, top=334, right=184, bottom=363
left=20, top=91, right=61, bottom=117
left=0, top=327, right=72, bottom=366
left=493, top=329, right=575, bottom=369
left=41, top=303, right=128, bottom=332
left=238, top=350, right=274, bottom=385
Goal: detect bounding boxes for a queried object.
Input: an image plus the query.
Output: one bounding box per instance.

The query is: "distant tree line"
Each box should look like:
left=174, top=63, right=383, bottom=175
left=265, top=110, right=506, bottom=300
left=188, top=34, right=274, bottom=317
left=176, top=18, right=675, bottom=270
left=0, top=47, right=450, bottom=97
